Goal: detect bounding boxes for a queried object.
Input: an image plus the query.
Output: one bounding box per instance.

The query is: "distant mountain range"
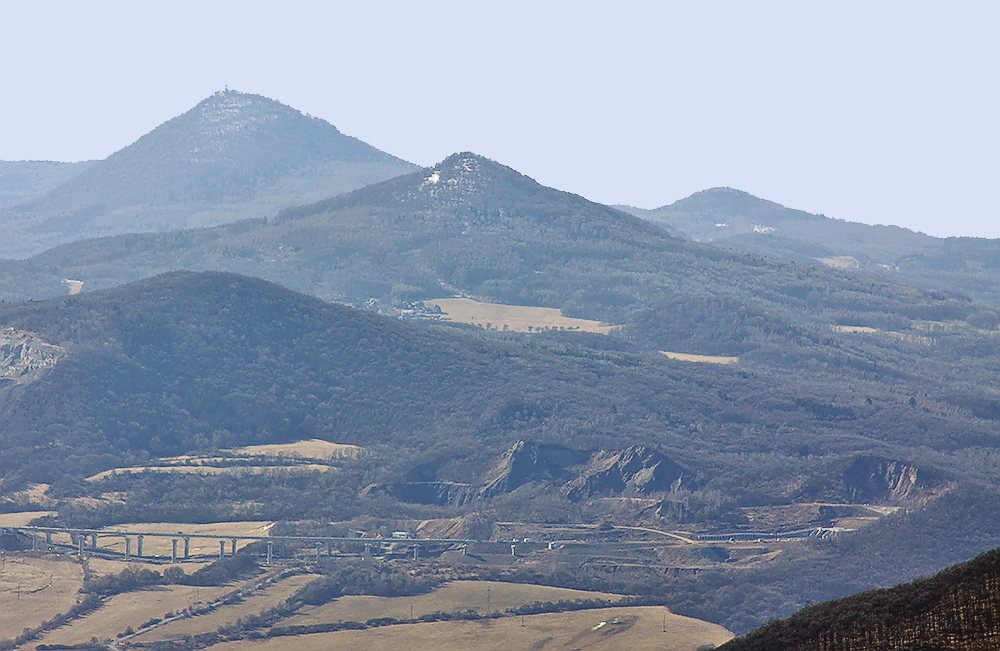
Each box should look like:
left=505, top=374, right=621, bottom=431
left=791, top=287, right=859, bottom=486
left=621, top=188, right=1000, bottom=303
left=0, top=90, right=416, bottom=258
left=0, top=160, right=94, bottom=208
left=4, top=94, right=1000, bottom=637
left=0, top=153, right=964, bottom=329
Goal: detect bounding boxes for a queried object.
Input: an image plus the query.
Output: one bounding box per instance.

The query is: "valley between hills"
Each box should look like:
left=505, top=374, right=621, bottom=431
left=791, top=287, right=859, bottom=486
left=2, top=91, right=1000, bottom=650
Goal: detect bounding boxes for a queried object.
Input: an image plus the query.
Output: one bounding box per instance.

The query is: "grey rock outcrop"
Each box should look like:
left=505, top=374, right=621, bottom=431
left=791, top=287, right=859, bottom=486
left=480, top=441, right=590, bottom=498
left=843, top=455, right=938, bottom=503
left=567, top=445, right=686, bottom=500
left=0, top=328, right=65, bottom=383
left=375, top=482, right=477, bottom=507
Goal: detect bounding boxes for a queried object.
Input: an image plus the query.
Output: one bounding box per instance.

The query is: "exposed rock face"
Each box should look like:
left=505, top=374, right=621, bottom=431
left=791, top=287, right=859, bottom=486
left=0, top=328, right=65, bottom=383
left=843, top=455, right=936, bottom=503
left=567, top=446, right=686, bottom=499
left=480, top=441, right=590, bottom=498
left=378, top=481, right=477, bottom=507
left=374, top=441, right=691, bottom=507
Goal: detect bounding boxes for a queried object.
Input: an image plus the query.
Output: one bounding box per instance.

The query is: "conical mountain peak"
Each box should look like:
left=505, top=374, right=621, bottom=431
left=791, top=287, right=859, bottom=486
left=0, top=92, right=415, bottom=258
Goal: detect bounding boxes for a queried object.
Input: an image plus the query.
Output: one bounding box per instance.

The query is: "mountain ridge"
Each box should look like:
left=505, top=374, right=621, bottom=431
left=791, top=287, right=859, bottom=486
left=624, top=188, right=1000, bottom=303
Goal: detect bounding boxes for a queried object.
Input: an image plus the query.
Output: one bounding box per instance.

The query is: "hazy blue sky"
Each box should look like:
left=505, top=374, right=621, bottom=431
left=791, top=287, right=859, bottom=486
left=2, top=1, right=997, bottom=237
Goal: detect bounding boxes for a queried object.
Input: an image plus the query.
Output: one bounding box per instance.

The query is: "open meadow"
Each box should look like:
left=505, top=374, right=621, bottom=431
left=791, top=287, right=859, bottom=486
left=428, top=298, right=619, bottom=334
left=215, top=605, right=733, bottom=651
left=0, top=556, right=83, bottom=640
left=286, top=580, right=621, bottom=625
left=136, top=573, right=321, bottom=642
left=0, top=511, right=56, bottom=527
left=660, top=351, right=739, bottom=365
left=35, top=583, right=229, bottom=647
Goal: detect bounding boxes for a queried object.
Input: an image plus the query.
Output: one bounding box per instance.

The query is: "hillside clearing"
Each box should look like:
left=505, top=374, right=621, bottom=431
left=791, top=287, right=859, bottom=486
left=137, top=573, right=321, bottom=642
left=818, top=256, right=860, bottom=270
left=214, top=606, right=733, bottom=651
left=231, top=439, right=360, bottom=461
left=0, top=557, right=84, bottom=640
left=86, top=463, right=334, bottom=482
left=36, top=584, right=228, bottom=647
left=661, top=351, right=739, bottom=365
left=830, top=325, right=935, bottom=345
left=0, top=510, right=56, bottom=526
left=428, top=297, right=620, bottom=334
left=285, top=580, right=621, bottom=626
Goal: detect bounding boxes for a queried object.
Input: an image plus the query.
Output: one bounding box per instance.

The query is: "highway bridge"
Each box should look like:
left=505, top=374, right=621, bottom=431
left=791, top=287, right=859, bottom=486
left=4, top=525, right=476, bottom=563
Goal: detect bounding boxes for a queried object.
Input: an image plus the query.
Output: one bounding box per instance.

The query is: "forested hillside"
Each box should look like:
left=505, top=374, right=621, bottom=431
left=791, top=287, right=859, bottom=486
left=720, top=539, right=1000, bottom=650
left=0, top=160, right=93, bottom=208
left=5, top=273, right=1000, bottom=633
left=625, top=187, right=1000, bottom=303
left=2, top=154, right=985, bottom=348
left=0, top=271, right=985, bottom=488
left=0, top=90, right=415, bottom=258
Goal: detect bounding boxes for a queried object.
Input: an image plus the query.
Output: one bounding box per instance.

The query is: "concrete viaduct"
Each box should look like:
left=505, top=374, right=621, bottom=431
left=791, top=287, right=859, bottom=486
left=6, top=526, right=478, bottom=564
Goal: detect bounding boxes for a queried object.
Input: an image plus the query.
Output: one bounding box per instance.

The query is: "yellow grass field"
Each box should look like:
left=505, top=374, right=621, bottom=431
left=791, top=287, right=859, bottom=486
left=87, top=463, right=333, bottom=481
left=232, top=439, right=360, bottom=461
left=661, top=351, right=739, bottom=365
left=85, top=557, right=210, bottom=577
left=285, top=581, right=621, bottom=626
left=428, top=298, right=620, bottom=334
left=0, top=556, right=84, bottom=640
left=137, top=573, right=321, bottom=642
left=0, top=510, right=57, bottom=526
left=215, top=606, right=733, bottom=651
left=93, top=521, right=273, bottom=558
left=36, top=584, right=229, bottom=647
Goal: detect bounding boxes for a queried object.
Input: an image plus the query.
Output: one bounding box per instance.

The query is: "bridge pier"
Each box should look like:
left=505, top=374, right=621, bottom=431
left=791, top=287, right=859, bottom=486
left=327, top=541, right=333, bottom=556
left=125, top=537, right=132, bottom=561
left=45, top=532, right=52, bottom=547
left=219, top=540, right=225, bottom=559
left=315, top=543, right=321, bottom=561
left=266, top=541, right=273, bottom=565
left=413, top=544, right=419, bottom=561
left=31, top=534, right=38, bottom=551
left=78, top=536, right=85, bottom=557
left=463, top=544, right=468, bottom=556
left=364, top=543, right=371, bottom=559
left=91, top=534, right=98, bottom=551
left=137, top=535, right=144, bottom=558
left=231, top=538, right=237, bottom=556
left=171, top=539, right=178, bottom=564
left=183, top=537, right=190, bottom=559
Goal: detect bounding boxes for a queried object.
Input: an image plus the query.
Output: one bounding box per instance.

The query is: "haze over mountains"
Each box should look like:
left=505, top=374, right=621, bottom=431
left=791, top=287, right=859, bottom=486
left=622, top=188, right=1000, bottom=304
left=5, top=91, right=1000, bottom=643
left=0, top=90, right=415, bottom=258
left=0, top=160, right=95, bottom=209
